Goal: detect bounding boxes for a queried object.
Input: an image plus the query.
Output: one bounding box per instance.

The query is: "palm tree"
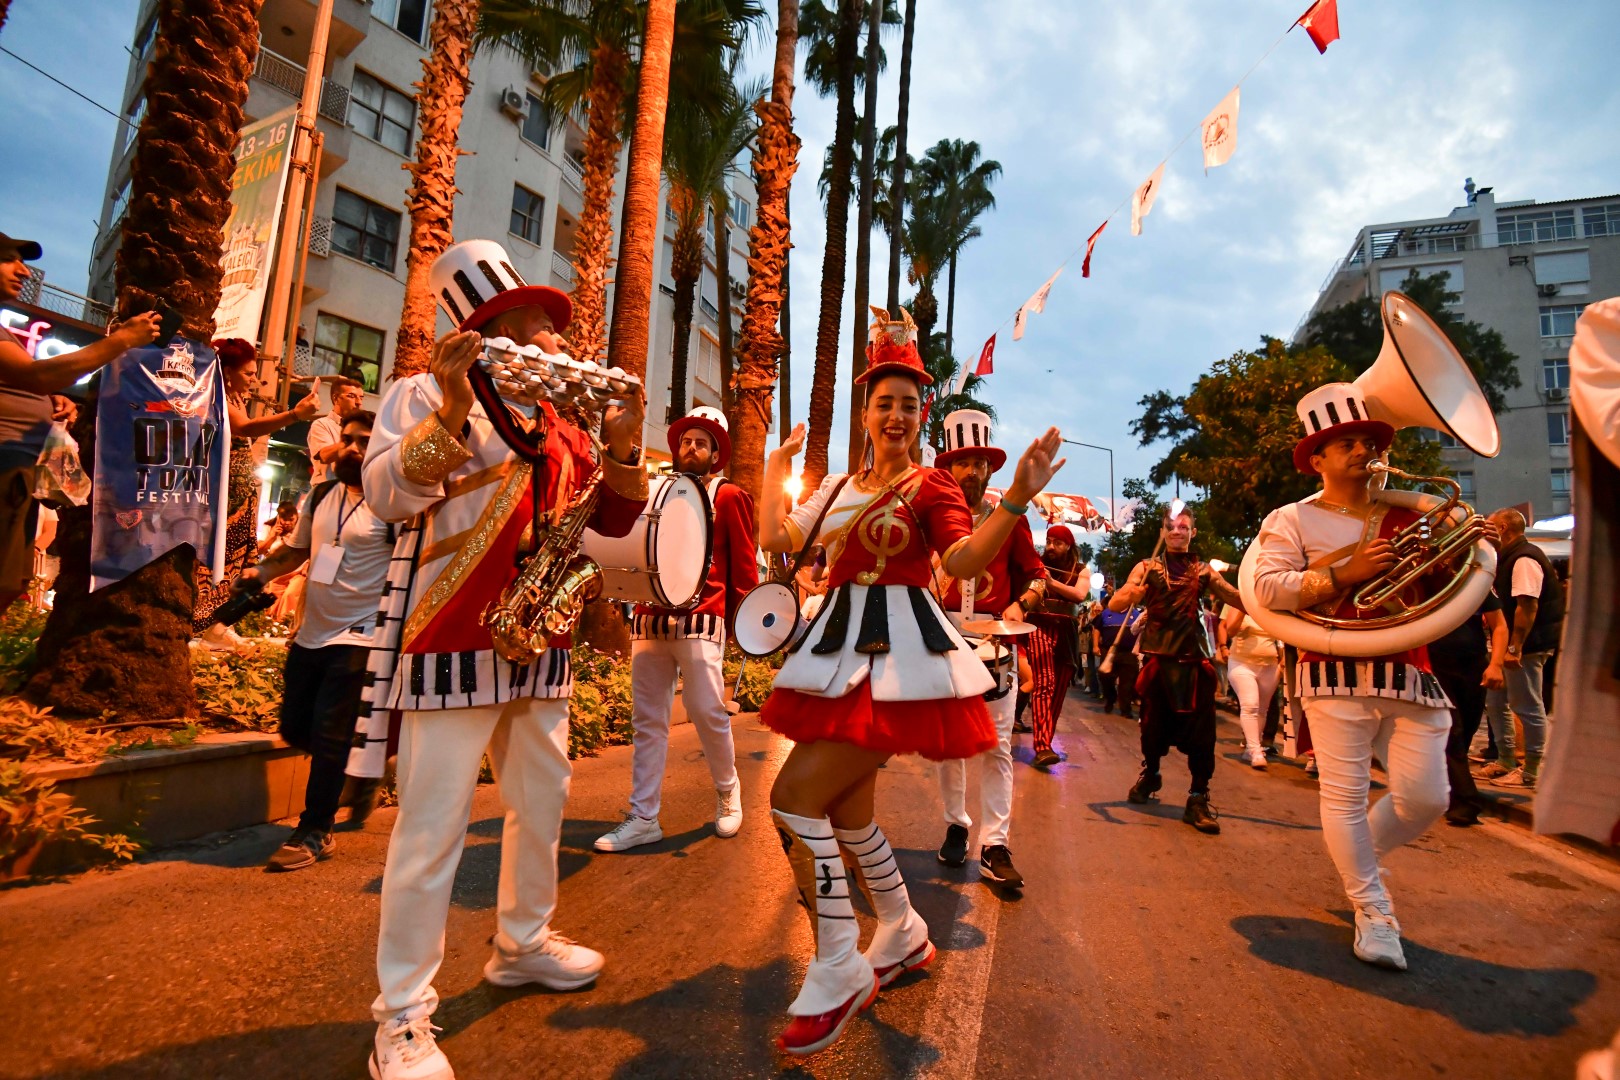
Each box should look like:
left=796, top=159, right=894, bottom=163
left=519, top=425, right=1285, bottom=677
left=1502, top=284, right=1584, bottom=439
left=730, top=0, right=799, bottom=501
left=27, top=0, right=262, bottom=720
left=913, top=138, right=1000, bottom=358
left=921, top=349, right=994, bottom=453
left=662, top=74, right=763, bottom=416
left=884, top=0, right=916, bottom=311
left=844, top=0, right=886, bottom=469
left=902, top=190, right=951, bottom=348
left=393, top=0, right=481, bottom=380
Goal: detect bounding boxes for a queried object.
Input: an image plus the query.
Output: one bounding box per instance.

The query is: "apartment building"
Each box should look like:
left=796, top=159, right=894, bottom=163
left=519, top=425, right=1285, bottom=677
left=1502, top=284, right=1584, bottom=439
left=1300, top=183, right=1620, bottom=520
left=87, top=0, right=760, bottom=503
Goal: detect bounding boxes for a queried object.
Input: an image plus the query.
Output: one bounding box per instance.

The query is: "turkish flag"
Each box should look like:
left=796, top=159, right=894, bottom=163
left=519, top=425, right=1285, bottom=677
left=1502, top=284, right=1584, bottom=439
left=1131, top=163, right=1165, bottom=237
left=1082, top=222, right=1106, bottom=278
left=1297, top=0, right=1340, bottom=54
left=975, top=334, right=996, bottom=376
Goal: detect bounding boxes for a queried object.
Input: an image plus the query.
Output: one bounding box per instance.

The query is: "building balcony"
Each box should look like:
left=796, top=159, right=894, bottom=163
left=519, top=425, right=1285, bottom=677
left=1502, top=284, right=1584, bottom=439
left=259, top=0, right=370, bottom=60
left=551, top=251, right=574, bottom=287
left=27, top=282, right=113, bottom=329
left=253, top=47, right=351, bottom=126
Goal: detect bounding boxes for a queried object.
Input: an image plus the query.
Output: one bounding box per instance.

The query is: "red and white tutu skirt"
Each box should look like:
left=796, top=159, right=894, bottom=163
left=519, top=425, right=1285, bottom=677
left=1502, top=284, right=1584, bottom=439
left=760, top=582, right=998, bottom=760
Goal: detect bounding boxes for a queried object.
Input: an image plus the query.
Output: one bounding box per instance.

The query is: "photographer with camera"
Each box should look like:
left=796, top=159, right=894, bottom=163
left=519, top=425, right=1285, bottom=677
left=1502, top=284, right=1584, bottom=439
left=228, top=409, right=391, bottom=871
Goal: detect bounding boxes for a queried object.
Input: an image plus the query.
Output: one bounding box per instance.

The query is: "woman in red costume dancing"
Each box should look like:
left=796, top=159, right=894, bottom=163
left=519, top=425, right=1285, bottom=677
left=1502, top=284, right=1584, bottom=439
left=757, top=309, right=1065, bottom=1056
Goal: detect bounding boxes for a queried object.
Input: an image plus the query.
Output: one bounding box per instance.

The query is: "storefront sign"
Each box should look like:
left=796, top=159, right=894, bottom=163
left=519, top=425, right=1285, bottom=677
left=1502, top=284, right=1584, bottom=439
left=0, top=305, right=103, bottom=358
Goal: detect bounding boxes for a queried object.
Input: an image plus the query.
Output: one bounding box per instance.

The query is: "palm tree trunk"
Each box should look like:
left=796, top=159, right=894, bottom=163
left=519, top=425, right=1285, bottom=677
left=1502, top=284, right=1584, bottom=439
left=714, top=199, right=736, bottom=426
left=804, top=0, right=861, bottom=493
left=667, top=193, right=703, bottom=418
left=777, top=184, right=791, bottom=440
left=570, top=42, right=629, bottom=368
left=945, top=252, right=957, bottom=359
left=392, top=0, right=478, bottom=381
left=28, top=0, right=262, bottom=720
left=605, top=0, right=676, bottom=382
left=844, top=0, right=882, bottom=472
left=884, top=0, right=916, bottom=311
left=732, top=0, right=798, bottom=502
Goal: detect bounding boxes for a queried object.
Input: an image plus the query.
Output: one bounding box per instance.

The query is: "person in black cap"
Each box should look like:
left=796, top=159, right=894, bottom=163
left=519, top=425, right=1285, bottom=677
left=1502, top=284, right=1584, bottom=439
left=0, top=232, right=160, bottom=608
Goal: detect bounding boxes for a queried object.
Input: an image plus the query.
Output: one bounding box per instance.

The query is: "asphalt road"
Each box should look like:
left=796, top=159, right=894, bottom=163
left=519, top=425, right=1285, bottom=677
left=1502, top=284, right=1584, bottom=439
left=3, top=687, right=1617, bottom=1080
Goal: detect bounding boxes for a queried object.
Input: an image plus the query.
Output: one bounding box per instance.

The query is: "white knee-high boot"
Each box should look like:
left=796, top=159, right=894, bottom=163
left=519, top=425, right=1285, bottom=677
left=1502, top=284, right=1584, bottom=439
left=835, top=822, right=932, bottom=982
left=773, top=810, right=876, bottom=1015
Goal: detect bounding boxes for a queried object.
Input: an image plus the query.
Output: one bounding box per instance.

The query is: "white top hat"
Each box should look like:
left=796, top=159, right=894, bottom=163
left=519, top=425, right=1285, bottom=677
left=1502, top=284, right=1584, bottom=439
left=429, top=239, right=572, bottom=333
left=667, top=405, right=731, bottom=470
left=935, top=408, right=1005, bottom=471
left=1293, top=382, right=1394, bottom=473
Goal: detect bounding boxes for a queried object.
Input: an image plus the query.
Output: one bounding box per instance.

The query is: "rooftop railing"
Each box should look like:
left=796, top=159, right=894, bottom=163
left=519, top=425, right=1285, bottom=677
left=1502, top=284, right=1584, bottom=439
left=254, top=46, right=351, bottom=125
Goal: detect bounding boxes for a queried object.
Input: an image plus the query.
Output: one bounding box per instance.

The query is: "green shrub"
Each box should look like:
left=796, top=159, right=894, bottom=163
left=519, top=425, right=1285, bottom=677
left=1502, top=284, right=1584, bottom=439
left=191, top=641, right=287, bottom=731
left=0, top=601, right=47, bottom=695
left=0, top=698, right=135, bottom=874
left=567, top=645, right=634, bottom=757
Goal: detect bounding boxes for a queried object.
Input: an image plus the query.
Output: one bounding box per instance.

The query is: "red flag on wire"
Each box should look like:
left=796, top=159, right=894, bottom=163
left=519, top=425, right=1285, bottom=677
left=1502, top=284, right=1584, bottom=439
left=1082, top=222, right=1107, bottom=278
left=1297, top=0, right=1340, bottom=54
left=975, top=334, right=996, bottom=376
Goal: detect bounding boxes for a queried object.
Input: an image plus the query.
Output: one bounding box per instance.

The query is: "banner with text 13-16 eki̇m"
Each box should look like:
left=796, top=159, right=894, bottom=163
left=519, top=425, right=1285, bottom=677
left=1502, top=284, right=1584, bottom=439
left=90, top=339, right=229, bottom=592
left=211, top=105, right=296, bottom=343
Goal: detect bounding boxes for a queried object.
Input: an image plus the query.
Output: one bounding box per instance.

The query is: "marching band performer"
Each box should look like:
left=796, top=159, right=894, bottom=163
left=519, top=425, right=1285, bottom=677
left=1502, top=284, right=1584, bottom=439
left=756, top=309, right=1065, bottom=1056
left=930, top=409, right=1047, bottom=889
left=1109, top=503, right=1244, bottom=835
left=360, top=240, right=648, bottom=1080
left=1249, top=382, right=1455, bottom=972
left=1027, top=525, right=1090, bottom=769
left=596, top=406, right=758, bottom=851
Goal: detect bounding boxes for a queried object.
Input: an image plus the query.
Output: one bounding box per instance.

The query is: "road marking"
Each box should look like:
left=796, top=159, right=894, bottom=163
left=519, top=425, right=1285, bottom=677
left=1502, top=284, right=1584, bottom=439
left=911, top=878, right=1001, bottom=1079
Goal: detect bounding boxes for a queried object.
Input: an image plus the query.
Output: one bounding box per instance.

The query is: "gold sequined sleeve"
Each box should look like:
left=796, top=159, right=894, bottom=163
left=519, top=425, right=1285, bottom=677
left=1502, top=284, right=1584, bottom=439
left=399, top=412, right=475, bottom=487
left=601, top=450, right=650, bottom=501
left=1298, top=568, right=1339, bottom=609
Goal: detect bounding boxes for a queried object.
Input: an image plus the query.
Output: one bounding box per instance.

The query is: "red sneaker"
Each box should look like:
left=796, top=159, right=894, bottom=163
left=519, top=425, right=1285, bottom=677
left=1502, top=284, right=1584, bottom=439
left=775, top=975, right=880, bottom=1056
left=873, top=939, right=936, bottom=987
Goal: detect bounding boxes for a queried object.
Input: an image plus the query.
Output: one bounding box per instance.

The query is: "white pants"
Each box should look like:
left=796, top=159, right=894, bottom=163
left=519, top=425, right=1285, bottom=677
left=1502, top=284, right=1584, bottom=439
left=938, top=649, right=1017, bottom=849
left=1227, top=655, right=1280, bottom=753
left=629, top=636, right=738, bottom=820
left=1304, top=696, right=1450, bottom=910
left=373, top=697, right=571, bottom=1022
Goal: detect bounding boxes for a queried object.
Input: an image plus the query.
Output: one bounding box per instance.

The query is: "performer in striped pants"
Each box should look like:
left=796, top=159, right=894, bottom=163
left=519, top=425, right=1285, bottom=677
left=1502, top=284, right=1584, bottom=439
left=1025, top=526, right=1089, bottom=768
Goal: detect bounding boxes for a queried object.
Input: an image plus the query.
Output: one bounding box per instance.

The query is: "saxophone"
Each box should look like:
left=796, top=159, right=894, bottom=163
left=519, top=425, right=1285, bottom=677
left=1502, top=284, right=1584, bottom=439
left=480, top=466, right=605, bottom=663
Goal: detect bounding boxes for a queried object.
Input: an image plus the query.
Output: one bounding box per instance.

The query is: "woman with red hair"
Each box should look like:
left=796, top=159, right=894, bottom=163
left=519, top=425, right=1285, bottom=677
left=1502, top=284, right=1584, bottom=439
left=193, top=339, right=323, bottom=646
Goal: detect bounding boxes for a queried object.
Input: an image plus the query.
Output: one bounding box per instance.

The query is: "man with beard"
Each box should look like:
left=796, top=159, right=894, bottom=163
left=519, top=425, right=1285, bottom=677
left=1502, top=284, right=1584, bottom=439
left=1110, top=503, right=1244, bottom=834
left=1026, top=525, right=1090, bottom=768
left=234, top=409, right=388, bottom=870
left=596, top=406, right=758, bottom=851
left=930, top=410, right=1049, bottom=888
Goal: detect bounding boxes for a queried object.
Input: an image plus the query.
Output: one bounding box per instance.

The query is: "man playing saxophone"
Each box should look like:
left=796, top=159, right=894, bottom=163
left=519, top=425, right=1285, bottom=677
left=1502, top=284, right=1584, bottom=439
left=1250, top=382, right=1455, bottom=974
left=359, top=240, right=647, bottom=1080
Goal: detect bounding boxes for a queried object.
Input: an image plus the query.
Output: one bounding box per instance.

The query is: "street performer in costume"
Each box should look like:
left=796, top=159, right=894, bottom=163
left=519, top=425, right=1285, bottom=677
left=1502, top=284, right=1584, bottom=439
left=1110, top=503, right=1244, bottom=835
left=930, top=409, right=1047, bottom=889
left=596, top=406, right=758, bottom=851
left=1250, top=382, right=1455, bottom=972
left=756, top=307, right=1066, bottom=1056
left=1027, top=525, right=1091, bottom=769
left=359, top=240, right=648, bottom=1080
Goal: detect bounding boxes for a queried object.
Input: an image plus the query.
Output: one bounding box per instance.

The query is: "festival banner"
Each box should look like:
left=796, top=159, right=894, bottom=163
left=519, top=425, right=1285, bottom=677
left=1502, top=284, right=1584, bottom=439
left=211, top=106, right=296, bottom=343
left=91, top=339, right=230, bottom=591
left=1082, top=222, right=1107, bottom=278
left=1201, top=87, right=1240, bottom=172
left=1297, top=0, right=1341, bottom=54
left=1131, top=163, right=1166, bottom=237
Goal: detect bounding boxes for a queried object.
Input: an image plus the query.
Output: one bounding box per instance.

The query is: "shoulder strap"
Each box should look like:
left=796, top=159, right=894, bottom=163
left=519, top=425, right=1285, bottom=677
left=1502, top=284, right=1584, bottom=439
left=783, top=475, right=850, bottom=583
left=308, top=479, right=342, bottom=516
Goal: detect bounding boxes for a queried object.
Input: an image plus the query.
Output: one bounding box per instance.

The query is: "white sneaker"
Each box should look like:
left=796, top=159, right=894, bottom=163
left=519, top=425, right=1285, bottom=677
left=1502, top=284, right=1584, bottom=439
left=197, top=622, right=243, bottom=653
left=483, top=931, right=605, bottom=990
left=1353, top=904, right=1407, bottom=971
left=594, top=813, right=662, bottom=852
left=715, top=782, right=743, bottom=838
left=1245, top=747, right=1268, bottom=769
left=370, top=1015, right=453, bottom=1080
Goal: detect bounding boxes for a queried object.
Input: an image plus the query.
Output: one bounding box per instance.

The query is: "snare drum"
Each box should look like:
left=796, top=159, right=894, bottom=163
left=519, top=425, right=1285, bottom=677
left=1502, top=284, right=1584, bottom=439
left=583, top=474, right=713, bottom=607
left=975, top=638, right=1016, bottom=701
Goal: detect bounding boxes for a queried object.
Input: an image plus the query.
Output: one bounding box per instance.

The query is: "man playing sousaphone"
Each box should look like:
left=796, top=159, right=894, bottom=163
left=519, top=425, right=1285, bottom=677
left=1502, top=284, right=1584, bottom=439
left=1249, top=381, right=1456, bottom=973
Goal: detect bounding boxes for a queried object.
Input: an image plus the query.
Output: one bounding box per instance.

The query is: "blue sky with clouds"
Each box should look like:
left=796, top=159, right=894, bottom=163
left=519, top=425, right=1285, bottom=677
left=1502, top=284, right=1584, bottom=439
left=3, top=1, right=1616, bottom=524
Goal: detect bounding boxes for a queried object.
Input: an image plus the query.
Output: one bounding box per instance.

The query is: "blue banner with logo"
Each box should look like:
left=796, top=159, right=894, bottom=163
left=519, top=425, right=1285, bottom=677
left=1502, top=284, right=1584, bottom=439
left=91, top=338, right=230, bottom=591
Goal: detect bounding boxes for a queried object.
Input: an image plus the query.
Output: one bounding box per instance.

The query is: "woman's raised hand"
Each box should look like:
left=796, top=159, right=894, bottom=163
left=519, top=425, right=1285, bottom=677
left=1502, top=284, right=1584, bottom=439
left=773, top=422, right=806, bottom=462
left=1007, top=427, right=1065, bottom=503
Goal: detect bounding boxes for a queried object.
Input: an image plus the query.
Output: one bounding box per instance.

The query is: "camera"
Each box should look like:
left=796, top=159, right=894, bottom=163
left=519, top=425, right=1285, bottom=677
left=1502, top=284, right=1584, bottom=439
left=210, top=579, right=276, bottom=627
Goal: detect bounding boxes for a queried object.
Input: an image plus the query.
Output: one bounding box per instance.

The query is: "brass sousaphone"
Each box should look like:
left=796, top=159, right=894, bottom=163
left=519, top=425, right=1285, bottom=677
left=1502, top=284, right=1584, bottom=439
left=1238, top=291, right=1501, bottom=657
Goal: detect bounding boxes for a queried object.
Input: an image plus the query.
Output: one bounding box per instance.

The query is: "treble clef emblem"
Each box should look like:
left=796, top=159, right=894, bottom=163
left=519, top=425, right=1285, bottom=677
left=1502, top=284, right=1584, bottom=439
left=856, top=497, right=911, bottom=585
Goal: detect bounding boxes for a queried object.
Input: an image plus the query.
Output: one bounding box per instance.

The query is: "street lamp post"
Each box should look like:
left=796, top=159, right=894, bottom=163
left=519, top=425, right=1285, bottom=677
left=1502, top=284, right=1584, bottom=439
left=1060, top=438, right=1116, bottom=528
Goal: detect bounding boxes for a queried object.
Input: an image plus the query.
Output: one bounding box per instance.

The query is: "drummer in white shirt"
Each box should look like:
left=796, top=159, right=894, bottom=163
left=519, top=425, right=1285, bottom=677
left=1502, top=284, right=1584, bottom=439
left=596, top=407, right=759, bottom=851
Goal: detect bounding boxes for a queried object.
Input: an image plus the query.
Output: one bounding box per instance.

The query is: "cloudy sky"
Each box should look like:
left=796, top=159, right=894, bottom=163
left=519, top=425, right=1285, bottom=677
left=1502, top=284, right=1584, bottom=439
left=3, top=1, right=1617, bottom=520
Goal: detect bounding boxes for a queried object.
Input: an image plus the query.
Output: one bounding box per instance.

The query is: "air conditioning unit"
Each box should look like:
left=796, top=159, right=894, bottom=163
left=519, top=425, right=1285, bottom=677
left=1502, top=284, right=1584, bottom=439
left=499, top=87, right=526, bottom=120
left=1537, top=282, right=1560, bottom=297
left=1546, top=387, right=1567, bottom=401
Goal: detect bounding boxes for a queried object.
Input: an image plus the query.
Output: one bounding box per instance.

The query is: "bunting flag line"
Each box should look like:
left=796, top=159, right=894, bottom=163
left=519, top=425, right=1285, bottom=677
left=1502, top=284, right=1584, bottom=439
left=1130, top=162, right=1166, bottom=237
left=975, top=334, right=996, bottom=376
left=1297, top=0, right=1340, bottom=54
left=1012, top=268, right=1063, bottom=341
left=1082, top=222, right=1107, bottom=278
left=1201, top=87, right=1240, bottom=172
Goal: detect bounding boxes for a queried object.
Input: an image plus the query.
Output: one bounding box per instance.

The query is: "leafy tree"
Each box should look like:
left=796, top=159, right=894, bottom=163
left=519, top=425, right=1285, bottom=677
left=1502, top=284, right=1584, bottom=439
left=1301, top=268, right=1521, bottom=412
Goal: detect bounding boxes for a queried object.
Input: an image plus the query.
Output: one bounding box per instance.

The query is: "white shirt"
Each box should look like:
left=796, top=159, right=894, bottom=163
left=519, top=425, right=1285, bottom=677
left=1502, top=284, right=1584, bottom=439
left=306, top=413, right=342, bottom=485
left=1510, top=555, right=1545, bottom=598
left=289, top=484, right=390, bottom=649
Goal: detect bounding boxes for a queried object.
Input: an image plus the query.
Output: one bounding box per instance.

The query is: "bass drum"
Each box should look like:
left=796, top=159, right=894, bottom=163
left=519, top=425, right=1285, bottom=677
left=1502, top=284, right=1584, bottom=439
left=583, top=473, right=713, bottom=608
left=734, top=581, right=802, bottom=657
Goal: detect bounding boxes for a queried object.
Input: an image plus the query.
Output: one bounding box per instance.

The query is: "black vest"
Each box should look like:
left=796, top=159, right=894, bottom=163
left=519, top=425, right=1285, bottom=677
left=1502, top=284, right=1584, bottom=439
left=1493, top=536, right=1564, bottom=654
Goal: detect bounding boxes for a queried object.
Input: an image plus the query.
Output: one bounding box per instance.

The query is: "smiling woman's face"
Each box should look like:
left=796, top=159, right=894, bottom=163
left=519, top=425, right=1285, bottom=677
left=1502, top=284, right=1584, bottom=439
left=863, top=373, right=921, bottom=461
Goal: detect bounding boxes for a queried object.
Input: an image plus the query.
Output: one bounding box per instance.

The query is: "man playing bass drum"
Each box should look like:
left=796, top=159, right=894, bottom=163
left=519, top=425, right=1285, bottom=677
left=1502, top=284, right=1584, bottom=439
left=1250, top=382, right=1455, bottom=973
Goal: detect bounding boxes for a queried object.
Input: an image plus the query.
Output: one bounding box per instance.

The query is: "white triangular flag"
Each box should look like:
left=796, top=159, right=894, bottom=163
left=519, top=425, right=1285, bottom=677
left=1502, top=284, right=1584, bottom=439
left=1013, top=268, right=1063, bottom=341
left=1131, top=162, right=1166, bottom=236
left=1201, top=87, right=1240, bottom=172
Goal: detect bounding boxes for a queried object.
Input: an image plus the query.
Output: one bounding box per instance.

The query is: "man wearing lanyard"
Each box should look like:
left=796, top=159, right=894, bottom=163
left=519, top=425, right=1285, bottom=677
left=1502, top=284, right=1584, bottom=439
left=235, top=409, right=391, bottom=870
